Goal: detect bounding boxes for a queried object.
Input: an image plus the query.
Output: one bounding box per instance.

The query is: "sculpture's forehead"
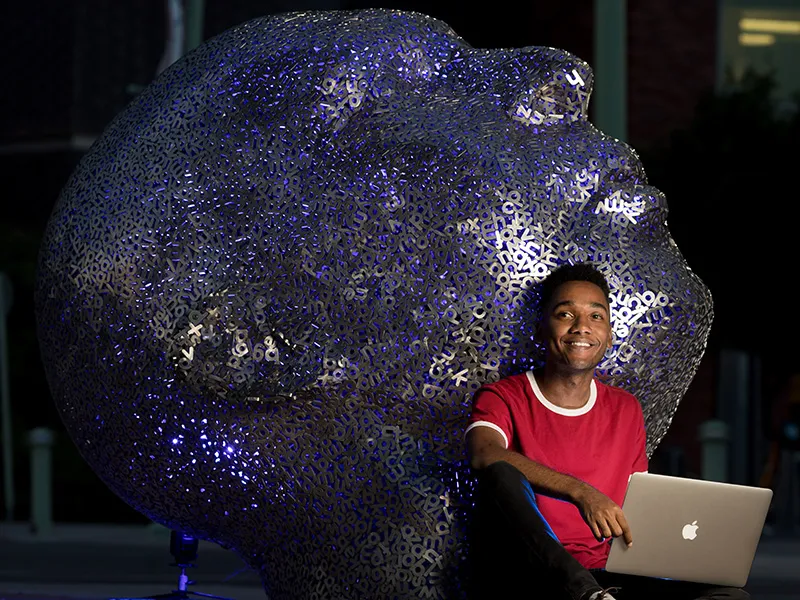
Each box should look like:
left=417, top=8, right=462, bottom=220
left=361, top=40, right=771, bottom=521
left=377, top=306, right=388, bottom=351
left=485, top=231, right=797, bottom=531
left=195, top=12, right=594, bottom=139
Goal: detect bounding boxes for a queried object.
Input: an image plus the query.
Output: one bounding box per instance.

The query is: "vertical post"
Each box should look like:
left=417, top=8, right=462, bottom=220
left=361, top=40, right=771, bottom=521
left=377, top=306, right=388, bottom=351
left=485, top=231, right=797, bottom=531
left=698, top=419, right=729, bottom=482
left=793, top=452, right=800, bottom=533
left=184, top=0, right=205, bottom=54
left=155, top=0, right=185, bottom=77
left=593, top=0, right=628, bottom=141
left=0, top=272, right=14, bottom=521
left=28, top=427, right=54, bottom=536
left=775, top=450, right=800, bottom=534
left=717, top=349, right=751, bottom=484
left=750, top=356, right=764, bottom=485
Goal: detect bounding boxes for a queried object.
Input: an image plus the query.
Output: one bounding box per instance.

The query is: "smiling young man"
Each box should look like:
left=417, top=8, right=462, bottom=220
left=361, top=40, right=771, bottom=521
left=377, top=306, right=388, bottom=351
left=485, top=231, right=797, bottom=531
left=465, top=263, right=750, bottom=600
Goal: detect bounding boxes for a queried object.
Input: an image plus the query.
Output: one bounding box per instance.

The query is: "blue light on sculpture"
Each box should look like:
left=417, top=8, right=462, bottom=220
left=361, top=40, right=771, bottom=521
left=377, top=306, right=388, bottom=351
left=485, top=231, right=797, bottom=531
left=34, top=9, right=712, bottom=599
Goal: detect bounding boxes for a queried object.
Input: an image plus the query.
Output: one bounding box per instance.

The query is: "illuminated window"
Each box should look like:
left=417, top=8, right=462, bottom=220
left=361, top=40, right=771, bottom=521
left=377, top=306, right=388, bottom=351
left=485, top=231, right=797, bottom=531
left=719, top=1, right=800, bottom=102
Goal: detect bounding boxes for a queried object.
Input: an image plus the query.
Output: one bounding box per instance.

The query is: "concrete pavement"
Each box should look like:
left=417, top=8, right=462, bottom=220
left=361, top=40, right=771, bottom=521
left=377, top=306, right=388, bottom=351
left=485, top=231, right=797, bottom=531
left=0, top=522, right=263, bottom=600
left=0, top=522, right=798, bottom=599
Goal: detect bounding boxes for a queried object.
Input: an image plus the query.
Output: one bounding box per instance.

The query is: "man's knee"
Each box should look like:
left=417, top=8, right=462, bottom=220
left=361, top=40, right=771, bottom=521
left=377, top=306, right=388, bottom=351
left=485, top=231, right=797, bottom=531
left=477, top=460, right=526, bottom=493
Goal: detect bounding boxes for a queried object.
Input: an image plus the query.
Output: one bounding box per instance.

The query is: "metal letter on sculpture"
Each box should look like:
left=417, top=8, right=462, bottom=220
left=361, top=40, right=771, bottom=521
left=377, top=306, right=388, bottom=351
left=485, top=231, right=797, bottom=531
left=34, top=10, right=712, bottom=599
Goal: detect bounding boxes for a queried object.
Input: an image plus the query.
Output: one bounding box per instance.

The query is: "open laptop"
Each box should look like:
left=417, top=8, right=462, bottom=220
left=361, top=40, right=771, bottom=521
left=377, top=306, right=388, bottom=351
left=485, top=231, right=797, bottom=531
left=605, top=472, right=773, bottom=587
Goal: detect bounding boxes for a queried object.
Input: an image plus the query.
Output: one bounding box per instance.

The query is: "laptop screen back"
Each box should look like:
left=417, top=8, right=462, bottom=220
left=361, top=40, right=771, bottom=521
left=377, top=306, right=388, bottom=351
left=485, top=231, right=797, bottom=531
left=605, top=472, right=772, bottom=587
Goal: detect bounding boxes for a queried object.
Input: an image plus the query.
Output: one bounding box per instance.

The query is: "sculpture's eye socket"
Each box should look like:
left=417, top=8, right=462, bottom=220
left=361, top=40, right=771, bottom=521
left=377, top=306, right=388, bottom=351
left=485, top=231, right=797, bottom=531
left=509, top=64, right=593, bottom=128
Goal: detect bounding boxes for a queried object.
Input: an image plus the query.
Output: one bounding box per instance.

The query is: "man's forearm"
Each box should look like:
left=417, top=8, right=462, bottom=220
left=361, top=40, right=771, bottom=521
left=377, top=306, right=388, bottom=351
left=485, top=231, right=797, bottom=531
left=472, top=445, right=590, bottom=504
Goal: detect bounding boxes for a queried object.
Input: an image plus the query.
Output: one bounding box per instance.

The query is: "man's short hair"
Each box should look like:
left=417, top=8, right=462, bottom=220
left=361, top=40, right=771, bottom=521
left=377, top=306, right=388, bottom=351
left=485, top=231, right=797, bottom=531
left=539, top=262, right=611, bottom=312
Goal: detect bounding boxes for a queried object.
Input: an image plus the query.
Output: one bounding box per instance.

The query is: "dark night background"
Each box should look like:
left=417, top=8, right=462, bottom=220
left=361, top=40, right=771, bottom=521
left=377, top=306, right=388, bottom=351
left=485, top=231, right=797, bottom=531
left=1, top=0, right=798, bottom=526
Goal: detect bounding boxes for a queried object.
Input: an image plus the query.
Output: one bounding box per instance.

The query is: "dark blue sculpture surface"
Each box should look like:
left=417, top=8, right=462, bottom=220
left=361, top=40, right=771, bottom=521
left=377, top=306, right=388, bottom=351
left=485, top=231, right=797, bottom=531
left=35, top=9, right=712, bottom=599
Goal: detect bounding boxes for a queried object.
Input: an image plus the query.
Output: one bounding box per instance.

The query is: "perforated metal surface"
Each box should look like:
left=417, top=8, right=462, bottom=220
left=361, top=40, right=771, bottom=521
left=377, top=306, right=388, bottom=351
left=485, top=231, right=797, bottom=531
left=34, top=9, right=713, bottom=599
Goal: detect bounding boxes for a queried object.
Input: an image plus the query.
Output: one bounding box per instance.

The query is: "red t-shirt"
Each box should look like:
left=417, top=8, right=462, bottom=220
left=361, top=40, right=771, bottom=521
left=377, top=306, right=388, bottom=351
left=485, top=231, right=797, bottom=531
left=467, top=371, right=648, bottom=569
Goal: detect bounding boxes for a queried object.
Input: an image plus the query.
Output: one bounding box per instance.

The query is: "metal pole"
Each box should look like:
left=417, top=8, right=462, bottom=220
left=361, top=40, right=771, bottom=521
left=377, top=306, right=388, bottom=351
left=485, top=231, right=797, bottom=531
left=27, top=427, right=54, bottom=535
left=155, top=0, right=185, bottom=77
left=750, top=355, right=763, bottom=485
left=593, top=0, right=627, bottom=142
left=0, top=272, right=14, bottom=521
left=698, top=419, right=730, bottom=482
left=716, top=348, right=750, bottom=484
left=184, top=0, right=205, bottom=54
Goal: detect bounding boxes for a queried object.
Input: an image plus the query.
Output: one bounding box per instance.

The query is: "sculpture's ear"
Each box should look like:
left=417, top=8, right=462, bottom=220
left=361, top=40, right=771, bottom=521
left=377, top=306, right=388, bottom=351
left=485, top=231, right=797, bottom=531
left=168, top=279, right=329, bottom=403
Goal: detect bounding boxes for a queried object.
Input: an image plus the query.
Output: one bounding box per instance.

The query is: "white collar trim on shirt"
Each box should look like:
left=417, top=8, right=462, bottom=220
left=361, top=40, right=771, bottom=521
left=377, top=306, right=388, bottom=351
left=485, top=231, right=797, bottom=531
left=525, top=371, right=597, bottom=417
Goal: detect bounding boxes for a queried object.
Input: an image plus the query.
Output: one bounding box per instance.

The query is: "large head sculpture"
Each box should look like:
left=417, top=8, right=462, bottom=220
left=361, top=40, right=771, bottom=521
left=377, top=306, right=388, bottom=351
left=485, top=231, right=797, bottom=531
left=35, top=9, right=712, bottom=599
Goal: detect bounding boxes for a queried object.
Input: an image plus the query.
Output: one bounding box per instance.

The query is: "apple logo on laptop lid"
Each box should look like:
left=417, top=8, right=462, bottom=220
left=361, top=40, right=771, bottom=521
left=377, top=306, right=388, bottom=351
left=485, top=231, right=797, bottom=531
left=682, top=520, right=699, bottom=540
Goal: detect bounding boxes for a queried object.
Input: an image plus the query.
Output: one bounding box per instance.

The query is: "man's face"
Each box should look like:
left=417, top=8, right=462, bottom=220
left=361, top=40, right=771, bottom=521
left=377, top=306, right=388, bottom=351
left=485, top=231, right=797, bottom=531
left=541, top=280, right=613, bottom=373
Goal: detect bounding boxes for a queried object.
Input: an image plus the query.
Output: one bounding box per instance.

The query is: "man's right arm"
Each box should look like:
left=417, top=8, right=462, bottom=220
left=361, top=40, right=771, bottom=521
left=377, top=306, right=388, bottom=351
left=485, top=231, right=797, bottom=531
left=466, top=426, right=633, bottom=546
left=467, top=426, right=590, bottom=503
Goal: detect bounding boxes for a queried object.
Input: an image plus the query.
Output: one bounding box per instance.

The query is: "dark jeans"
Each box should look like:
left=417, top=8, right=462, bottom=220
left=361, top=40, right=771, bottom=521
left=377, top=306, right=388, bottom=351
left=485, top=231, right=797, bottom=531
left=467, top=461, right=751, bottom=600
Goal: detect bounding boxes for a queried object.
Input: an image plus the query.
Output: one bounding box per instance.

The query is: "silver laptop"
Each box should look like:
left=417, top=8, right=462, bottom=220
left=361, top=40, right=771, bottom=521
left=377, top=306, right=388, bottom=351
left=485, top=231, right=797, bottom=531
left=605, top=472, right=772, bottom=587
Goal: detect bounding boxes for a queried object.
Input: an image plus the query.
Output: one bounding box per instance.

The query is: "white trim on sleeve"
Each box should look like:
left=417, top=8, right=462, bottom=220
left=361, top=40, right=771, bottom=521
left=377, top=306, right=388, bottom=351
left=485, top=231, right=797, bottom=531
left=464, top=421, right=509, bottom=449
